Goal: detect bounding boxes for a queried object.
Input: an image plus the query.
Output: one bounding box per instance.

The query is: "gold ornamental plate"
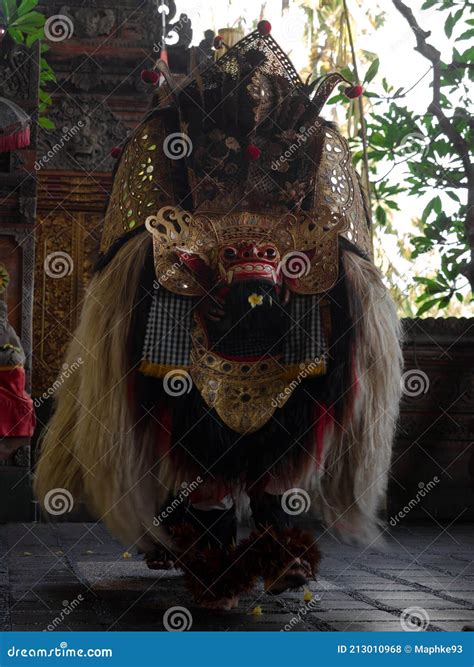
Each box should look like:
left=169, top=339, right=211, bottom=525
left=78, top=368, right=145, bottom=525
left=190, top=318, right=292, bottom=434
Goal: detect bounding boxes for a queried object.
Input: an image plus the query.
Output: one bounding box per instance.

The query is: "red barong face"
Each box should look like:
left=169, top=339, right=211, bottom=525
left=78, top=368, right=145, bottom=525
left=217, top=242, right=281, bottom=286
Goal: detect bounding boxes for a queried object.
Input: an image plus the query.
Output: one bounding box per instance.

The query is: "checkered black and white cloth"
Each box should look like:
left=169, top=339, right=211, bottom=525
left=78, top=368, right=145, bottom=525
left=282, top=294, right=327, bottom=366
left=141, top=287, right=197, bottom=368
left=141, top=288, right=327, bottom=371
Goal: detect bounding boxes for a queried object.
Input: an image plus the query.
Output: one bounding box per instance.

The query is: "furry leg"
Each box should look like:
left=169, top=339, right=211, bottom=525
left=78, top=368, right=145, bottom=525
left=170, top=524, right=320, bottom=607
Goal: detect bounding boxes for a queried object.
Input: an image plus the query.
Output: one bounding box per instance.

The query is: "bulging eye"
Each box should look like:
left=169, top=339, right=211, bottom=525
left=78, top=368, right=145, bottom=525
left=265, top=247, right=277, bottom=259
left=223, top=247, right=237, bottom=260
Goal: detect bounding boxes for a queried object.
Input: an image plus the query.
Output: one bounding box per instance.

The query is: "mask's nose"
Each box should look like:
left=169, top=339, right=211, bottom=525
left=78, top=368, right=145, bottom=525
left=238, top=246, right=255, bottom=260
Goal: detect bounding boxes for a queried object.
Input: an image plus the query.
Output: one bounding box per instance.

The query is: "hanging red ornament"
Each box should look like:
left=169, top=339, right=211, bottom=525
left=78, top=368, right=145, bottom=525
left=141, top=69, right=160, bottom=86
left=257, top=20, right=272, bottom=36
left=246, top=144, right=261, bottom=161
left=344, top=85, right=363, bottom=99
left=110, top=146, right=123, bottom=159
left=213, top=35, right=224, bottom=49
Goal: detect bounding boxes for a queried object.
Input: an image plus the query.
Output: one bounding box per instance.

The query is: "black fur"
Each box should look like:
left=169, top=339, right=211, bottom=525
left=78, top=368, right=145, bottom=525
left=127, top=244, right=361, bottom=485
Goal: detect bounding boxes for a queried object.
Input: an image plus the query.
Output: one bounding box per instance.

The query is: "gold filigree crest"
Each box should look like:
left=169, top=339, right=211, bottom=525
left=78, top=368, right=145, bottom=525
left=313, top=125, right=372, bottom=256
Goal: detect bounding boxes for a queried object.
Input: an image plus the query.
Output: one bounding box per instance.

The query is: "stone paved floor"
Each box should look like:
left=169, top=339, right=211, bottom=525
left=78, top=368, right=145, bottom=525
left=0, top=522, right=473, bottom=632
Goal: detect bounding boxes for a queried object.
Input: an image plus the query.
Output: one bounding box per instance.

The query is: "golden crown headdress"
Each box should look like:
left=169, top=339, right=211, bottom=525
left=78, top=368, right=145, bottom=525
left=100, top=22, right=371, bottom=295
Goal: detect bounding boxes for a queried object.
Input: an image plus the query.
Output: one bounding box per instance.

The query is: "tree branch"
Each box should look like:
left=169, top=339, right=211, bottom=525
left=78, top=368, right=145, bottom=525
left=392, top=0, right=474, bottom=290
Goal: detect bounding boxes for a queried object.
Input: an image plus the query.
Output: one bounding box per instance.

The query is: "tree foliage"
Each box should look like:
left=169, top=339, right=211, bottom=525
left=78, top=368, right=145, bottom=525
left=0, top=0, right=56, bottom=128
left=302, top=0, right=473, bottom=316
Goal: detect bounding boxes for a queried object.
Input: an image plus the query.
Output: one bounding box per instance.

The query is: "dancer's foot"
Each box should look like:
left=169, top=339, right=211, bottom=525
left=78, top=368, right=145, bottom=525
left=264, top=557, right=310, bottom=595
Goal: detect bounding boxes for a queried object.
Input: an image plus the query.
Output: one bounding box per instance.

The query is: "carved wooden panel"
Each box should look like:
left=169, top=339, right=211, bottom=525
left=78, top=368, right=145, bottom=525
left=389, top=318, right=474, bottom=522
left=32, top=211, right=101, bottom=397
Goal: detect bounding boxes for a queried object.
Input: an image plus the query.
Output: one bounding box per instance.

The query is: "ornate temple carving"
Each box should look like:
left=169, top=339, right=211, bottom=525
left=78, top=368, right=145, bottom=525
left=37, top=96, right=128, bottom=172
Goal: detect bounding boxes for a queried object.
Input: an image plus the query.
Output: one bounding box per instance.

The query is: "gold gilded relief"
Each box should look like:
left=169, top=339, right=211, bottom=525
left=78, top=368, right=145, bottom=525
left=33, top=212, right=101, bottom=397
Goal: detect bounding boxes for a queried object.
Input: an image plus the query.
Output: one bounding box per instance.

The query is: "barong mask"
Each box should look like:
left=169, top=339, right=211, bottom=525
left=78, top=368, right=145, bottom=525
left=99, top=26, right=372, bottom=433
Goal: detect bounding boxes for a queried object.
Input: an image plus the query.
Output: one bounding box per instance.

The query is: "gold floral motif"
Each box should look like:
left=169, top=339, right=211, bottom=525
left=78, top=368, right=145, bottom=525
left=190, top=319, right=293, bottom=434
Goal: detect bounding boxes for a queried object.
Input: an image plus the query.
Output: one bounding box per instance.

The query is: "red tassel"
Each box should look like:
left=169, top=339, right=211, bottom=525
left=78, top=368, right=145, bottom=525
left=345, top=85, right=363, bottom=99
left=110, top=146, right=122, bottom=159
left=0, top=125, right=30, bottom=153
left=213, top=35, right=224, bottom=49
left=246, top=144, right=261, bottom=160
left=141, top=69, right=160, bottom=85
left=257, top=20, right=272, bottom=36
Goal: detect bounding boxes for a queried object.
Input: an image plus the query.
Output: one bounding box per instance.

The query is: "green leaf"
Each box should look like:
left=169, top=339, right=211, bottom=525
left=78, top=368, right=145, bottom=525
left=18, top=0, right=39, bottom=17
left=38, top=116, right=55, bottom=130
left=444, top=7, right=463, bottom=38
left=375, top=205, right=387, bottom=225
left=25, top=28, right=42, bottom=46
left=12, top=10, right=45, bottom=28
left=458, top=28, right=474, bottom=40
left=445, top=13, right=455, bottom=38
left=327, top=94, right=344, bottom=105
left=340, top=66, right=353, bottom=81
left=38, top=88, right=52, bottom=102
left=446, top=191, right=460, bottom=203
left=1, top=0, right=18, bottom=22
left=413, top=277, right=447, bottom=295
left=437, top=295, right=452, bottom=309
left=421, top=196, right=441, bottom=222
left=364, top=58, right=380, bottom=85
left=416, top=297, right=442, bottom=316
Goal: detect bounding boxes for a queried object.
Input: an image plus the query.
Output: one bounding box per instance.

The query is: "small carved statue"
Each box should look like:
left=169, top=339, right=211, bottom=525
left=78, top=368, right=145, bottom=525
left=0, top=264, right=35, bottom=439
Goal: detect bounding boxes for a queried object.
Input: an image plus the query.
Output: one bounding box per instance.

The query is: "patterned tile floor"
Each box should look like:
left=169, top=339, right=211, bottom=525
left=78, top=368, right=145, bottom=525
left=0, top=522, right=473, bottom=632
